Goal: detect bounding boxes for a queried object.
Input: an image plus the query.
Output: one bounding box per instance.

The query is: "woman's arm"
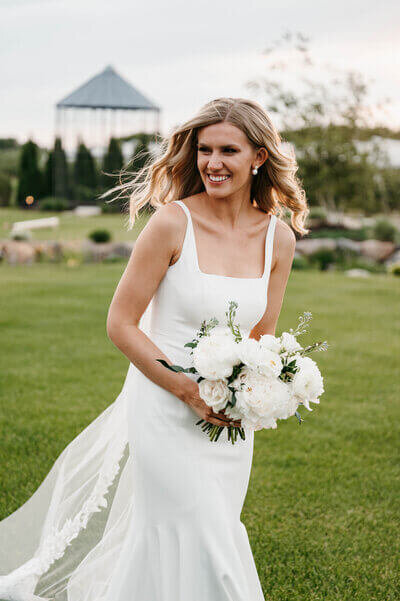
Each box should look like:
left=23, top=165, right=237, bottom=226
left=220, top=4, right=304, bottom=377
left=250, top=218, right=296, bottom=339
left=106, top=202, right=189, bottom=398
left=106, top=203, right=240, bottom=428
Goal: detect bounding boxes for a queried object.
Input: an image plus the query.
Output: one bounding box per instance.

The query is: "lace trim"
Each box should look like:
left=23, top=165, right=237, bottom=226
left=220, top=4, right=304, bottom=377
left=0, top=437, right=127, bottom=601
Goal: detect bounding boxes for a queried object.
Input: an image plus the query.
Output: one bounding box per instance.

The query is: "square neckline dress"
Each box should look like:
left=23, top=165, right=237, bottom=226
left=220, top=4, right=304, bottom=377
left=105, top=201, right=278, bottom=601
left=0, top=200, right=277, bottom=601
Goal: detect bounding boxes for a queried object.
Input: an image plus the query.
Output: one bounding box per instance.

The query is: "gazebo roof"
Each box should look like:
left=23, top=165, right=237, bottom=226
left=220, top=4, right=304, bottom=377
left=56, top=65, right=160, bottom=111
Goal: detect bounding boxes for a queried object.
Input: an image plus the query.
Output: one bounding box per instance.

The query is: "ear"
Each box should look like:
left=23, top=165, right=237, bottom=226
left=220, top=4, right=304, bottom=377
left=255, top=147, right=268, bottom=168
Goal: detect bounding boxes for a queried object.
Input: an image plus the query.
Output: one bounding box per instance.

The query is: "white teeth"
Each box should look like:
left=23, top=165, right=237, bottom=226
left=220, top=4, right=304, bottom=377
left=208, top=175, right=230, bottom=182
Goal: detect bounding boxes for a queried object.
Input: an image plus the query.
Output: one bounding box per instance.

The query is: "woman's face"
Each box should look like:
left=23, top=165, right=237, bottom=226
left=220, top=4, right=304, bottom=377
left=196, top=121, right=266, bottom=198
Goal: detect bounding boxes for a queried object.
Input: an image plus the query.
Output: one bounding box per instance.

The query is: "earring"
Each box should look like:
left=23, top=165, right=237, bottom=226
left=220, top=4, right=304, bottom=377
left=252, top=167, right=258, bottom=175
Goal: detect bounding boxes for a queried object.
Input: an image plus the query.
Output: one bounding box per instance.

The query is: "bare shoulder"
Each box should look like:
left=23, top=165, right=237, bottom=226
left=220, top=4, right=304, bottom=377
left=272, top=216, right=296, bottom=268
left=139, top=201, right=188, bottom=264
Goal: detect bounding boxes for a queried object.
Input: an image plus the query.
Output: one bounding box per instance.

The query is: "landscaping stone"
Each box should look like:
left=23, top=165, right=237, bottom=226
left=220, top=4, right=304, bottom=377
left=345, top=268, right=371, bottom=278
left=295, top=238, right=337, bottom=255
left=0, top=240, right=36, bottom=264
left=359, top=240, right=396, bottom=262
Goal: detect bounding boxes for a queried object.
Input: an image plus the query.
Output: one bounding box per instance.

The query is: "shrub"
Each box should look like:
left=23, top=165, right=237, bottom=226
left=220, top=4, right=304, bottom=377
left=10, top=231, right=32, bottom=241
left=372, top=219, right=398, bottom=243
left=309, top=206, right=328, bottom=220
left=0, top=172, right=12, bottom=206
left=39, top=197, right=70, bottom=212
left=308, top=248, right=336, bottom=271
left=88, top=229, right=112, bottom=243
left=292, top=255, right=310, bottom=270
left=388, top=262, right=400, bottom=277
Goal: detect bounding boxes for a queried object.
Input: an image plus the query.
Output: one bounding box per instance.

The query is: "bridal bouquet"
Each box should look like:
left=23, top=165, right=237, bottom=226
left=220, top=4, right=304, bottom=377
left=157, top=301, right=328, bottom=444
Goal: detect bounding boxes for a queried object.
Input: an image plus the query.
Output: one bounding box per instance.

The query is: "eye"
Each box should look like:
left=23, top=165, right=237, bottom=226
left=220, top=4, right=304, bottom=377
left=224, top=148, right=237, bottom=153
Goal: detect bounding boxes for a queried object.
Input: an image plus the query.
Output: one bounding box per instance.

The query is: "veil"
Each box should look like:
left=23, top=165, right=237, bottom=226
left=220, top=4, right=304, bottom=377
left=0, top=300, right=154, bottom=601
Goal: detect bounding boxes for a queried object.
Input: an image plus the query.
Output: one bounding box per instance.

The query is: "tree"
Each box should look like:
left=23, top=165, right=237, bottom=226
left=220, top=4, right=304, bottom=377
left=43, top=137, right=70, bottom=200
left=16, top=139, right=43, bottom=208
left=73, top=142, right=97, bottom=203
left=246, top=31, right=394, bottom=213
left=100, top=137, right=124, bottom=190
left=129, top=139, right=149, bottom=175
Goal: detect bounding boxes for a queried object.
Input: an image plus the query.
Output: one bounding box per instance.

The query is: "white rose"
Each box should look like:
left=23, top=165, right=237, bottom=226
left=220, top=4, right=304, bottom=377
left=193, top=326, right=241, bottom=380
left=198, top=378, right=231, bottom=412
left=291, top=356, right=324, bottom=410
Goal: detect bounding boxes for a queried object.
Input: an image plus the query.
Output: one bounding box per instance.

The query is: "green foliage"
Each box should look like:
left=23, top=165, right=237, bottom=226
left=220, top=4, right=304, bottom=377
left=38, top=197, right=70, bottom=212
left=388, top=262, right=400, bottom=276
left=73, top=143, right=97, bottom=198
left=100, top=137, right=124, bottom=189
left=0, top=171, right=12, bottom=206
left=43, top=138, right=70, bottom=200
left=307, top=227, right=368, bottom=241
left=16, top=139, right=43, bottom=207
left=74, top=185, right=98, bottom=204
left=292, top=254, right=310, bottom=270
left=88, top=228, right=112, bottom=243
left=307, top=248, right=336, bottom=271
left=129, top=140, right=150, bottom=175
left=372, top=218, right=398, bottom=242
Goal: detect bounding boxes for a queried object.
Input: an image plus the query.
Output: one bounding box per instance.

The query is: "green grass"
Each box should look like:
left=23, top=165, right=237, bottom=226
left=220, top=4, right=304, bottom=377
left=0, top=265, right=399, bottom=600
left=0, top=207, right=149, bottom=242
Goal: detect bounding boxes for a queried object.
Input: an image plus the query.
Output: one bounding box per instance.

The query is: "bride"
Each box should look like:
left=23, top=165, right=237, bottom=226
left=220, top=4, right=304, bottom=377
left=0, top=97, right=308, bottom=601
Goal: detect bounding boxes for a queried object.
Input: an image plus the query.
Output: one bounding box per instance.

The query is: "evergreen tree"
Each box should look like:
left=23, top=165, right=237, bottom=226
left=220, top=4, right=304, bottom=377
left=100, top=137, right=123, bottom=189
left=73, top=142, right=98, bottom=202
left=43, top=137, right=70, bottom=200
left=16, top=139, right=43, bottom=208
left=130, top=140, right=149, bottom=175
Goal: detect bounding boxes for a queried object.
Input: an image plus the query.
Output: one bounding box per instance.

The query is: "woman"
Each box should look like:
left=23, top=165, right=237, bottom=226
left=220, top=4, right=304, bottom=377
left=0, top=97, right=308, bottom=601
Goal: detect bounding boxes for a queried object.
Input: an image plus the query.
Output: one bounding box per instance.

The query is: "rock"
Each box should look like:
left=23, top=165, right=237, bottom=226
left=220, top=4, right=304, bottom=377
left=82, top=240, right=114, bottom=262
left=384, top=248, right=400, bottom=266
left=295, top=238, right=336, bottom=256
left=335, top=237, right=362, bottom=253
left=345, top=269, right=371, bottom=278
left=0, top=240, right=36, bottom=264
left=110, top=242, right=134, bottom=257
left=359, top=240, right=396, bottom=262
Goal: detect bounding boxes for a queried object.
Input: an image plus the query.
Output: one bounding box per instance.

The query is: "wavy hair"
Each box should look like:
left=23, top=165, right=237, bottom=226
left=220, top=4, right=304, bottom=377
left=101, top=97, right=309, bottom=235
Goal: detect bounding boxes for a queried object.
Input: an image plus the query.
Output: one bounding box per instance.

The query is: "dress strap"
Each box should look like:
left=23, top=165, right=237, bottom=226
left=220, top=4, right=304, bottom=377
left=170, top=200, right=197, bottom=269
left=263, top=214, right=277, bottom=281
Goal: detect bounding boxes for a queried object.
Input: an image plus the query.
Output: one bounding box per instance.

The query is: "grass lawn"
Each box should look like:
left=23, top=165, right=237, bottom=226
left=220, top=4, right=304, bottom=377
left=0, top=207, right=150, bottom=242
left=0, top=264, right=399, bottom=600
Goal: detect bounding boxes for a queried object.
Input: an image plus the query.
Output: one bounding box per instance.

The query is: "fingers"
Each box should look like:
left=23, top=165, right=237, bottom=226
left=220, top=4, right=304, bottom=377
left=207, top=410, right=241, bottom=428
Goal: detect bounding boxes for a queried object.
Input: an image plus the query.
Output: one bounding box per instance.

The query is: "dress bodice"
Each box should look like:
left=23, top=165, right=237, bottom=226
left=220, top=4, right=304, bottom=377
left=145, top=200, right=277, bottom=367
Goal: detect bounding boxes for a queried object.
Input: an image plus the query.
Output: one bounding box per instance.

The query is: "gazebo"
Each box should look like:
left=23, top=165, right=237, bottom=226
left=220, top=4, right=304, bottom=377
left=55, top=65, right=161, bottom=157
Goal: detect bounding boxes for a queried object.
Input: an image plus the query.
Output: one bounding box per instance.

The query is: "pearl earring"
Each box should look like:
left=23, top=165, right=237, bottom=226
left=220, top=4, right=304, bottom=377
left=252, top=167, right=258, bottom=175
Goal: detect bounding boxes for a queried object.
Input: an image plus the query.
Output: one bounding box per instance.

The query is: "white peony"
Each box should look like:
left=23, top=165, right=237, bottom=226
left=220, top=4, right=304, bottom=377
left=193, top=326, right=241, bottom=380
left=227, top=368, right=293, bottom=430
left=259, top=334, right=281, bottom=354
left=236, top=338, right=283, bottom=378
left=199, top=378, right=231, bottom=412
left=279, top=332, right=303, bottom=356
left=290, top=356, right=324, bottom=410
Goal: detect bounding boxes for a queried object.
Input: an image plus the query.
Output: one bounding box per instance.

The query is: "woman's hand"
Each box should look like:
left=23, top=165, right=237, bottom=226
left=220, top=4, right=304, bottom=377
left=177, top=378, right=242, bottom=428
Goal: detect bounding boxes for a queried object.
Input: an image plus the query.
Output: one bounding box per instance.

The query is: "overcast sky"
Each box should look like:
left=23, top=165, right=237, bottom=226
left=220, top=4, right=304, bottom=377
left=1, top=0, right=399, bottom=148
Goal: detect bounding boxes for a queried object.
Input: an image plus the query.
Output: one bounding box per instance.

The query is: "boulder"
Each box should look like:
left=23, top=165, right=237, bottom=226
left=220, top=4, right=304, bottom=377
left=295, top=238, right=336, bottom=256
left=82, top=240, right=114, bottom=262
left=0, top=240, right=36, bottom=264
left=345, top=269, right=371, bottom=278
left=359, top=240, right=396, bottom=262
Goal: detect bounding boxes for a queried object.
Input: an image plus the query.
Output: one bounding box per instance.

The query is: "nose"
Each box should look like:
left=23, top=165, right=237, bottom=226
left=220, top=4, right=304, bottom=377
left=207, top=155, right=224, bottom=170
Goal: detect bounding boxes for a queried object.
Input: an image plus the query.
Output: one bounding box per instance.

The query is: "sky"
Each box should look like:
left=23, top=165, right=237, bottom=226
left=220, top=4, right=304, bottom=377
left=1, top=0, right=399, bottom=149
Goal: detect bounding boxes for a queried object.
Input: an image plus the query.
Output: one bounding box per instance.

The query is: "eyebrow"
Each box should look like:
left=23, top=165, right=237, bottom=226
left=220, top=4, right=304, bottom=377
left=196, top=142, right=240, bottom=149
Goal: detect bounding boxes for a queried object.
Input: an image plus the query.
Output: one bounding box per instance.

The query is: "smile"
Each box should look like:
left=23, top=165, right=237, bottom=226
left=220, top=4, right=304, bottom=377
left=207, top=174, right=231, bottom=183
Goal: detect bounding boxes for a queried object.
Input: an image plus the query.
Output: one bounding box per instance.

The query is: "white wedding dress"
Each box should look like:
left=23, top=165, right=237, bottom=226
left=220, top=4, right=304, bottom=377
left=0, top=200, right=277, bottom=601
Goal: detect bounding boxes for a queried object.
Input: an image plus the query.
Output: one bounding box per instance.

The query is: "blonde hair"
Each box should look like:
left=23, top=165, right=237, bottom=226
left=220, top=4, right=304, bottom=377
left=101, top=97, right=309, bottom=235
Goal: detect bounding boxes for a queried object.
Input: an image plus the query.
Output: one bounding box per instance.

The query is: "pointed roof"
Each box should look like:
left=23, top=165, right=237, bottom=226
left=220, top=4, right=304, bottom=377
left=56, top=65, right=160, bottom=111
